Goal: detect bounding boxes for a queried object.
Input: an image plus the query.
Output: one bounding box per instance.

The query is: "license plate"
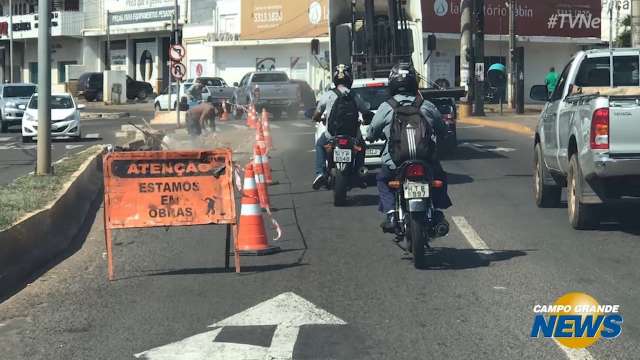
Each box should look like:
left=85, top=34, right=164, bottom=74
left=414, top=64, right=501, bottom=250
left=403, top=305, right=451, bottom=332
left=366, top=148, right=381, bottom=157
left=403, top=181, right=429, bottom=199
left=333, top=148, right=352, bottom=163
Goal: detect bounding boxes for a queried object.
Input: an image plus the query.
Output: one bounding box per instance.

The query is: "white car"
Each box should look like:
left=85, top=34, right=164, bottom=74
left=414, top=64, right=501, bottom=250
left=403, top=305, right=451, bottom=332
left=153, top=82, right=193, bottom=111
left=21, top=93, right=84, bottom=143
left=314, top=79, right=389, bottom=170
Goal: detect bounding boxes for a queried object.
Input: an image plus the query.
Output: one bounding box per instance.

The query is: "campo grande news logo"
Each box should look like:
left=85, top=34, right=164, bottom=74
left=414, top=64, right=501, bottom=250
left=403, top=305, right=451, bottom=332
left=530, top=292, right=623, bottom=348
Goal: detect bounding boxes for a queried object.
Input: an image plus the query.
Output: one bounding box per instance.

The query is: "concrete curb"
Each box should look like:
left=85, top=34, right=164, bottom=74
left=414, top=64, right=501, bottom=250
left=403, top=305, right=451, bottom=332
left=0, top=147, right=104, bottom=295
left=459, top=116, right=535, bottom=137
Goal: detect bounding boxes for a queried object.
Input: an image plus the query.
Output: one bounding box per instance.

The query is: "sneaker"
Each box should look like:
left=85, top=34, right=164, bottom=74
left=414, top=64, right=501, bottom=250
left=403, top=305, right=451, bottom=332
left=312, top=174, right=326, bottom=190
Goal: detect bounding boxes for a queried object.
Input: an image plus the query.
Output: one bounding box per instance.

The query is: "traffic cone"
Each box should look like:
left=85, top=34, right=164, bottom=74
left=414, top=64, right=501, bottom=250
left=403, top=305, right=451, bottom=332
left=256, top=142, right=275, bottom=185
left=253, top=144, right=271, bottom=210
left=220, top=100, right=229, bottom=122
left=255, top=116, right=267, bottom=150
left=261, top=109, right=273, bottom=150
left=247, top=104, right=257, bottom=128
left=236, top=163, right=280, bottom=256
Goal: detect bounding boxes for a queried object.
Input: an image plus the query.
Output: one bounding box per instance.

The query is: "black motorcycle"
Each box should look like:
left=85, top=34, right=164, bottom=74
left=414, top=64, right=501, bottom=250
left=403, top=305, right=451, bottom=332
left=388, top=160, right=449, bottom=268
left=325, top=135, right=367, bottom=206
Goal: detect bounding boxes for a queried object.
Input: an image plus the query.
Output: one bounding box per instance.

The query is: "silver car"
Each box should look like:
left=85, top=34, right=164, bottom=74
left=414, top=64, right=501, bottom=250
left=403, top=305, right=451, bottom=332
left=0, top=83, right=37, bottom=132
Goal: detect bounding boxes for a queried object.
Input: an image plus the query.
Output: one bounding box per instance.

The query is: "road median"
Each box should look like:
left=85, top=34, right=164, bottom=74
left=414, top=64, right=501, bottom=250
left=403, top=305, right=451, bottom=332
left=0, top=146, right=104, bottom=297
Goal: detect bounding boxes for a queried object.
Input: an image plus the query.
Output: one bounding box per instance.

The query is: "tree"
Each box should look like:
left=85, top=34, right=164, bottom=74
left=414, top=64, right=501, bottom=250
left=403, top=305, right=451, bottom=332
left=617, top=16, right=632, bottom=47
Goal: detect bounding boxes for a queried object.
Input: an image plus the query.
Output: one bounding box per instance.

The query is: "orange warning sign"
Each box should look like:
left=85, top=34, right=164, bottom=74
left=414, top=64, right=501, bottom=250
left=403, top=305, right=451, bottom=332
left=103, top=149, right=236, bottom=229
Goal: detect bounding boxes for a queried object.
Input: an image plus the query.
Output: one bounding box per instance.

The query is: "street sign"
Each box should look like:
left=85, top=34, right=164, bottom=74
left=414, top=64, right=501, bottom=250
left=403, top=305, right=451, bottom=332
left=171, top=62, right=187, bottom=80
left=102, top=149, right=238, bottom=280
left=135, top=292, right=347, bottom=359
left=169, top=44, right=186, bottom=62
left=475, top=63, right=485, bottom=82
left=195, top=63, right=203, bottom=77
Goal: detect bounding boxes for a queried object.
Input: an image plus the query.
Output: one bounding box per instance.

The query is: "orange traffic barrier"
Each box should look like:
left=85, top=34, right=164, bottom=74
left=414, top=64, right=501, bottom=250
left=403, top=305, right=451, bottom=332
left=247, top=104, right=257, bottom=128
left=261, top=109, right=273, bottom=150
left=253, top=144, right=271, bottom=210
left=220, top=100, right=229, bottom=122
left=255, top=116, right=267, bottom=150
left=236, top=163, right=280, bottom=255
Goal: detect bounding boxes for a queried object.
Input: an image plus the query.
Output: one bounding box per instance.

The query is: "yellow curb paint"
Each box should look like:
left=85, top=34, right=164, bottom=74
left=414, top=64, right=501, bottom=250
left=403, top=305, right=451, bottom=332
left=459, top=117, right=534, bottom=136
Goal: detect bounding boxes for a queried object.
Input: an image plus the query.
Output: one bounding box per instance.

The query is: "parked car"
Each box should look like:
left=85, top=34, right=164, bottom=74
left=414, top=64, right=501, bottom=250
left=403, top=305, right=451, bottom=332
left=531, top=48, right=640, bottom=229
left=154, top=82, right=193, bottom=111
left=233, top=71, right=300, bottom=119
left=0, top=83, right=37, bottom=132
left=78, top=72, right=153, bottom=102
left=21, top=93, right=85, bottom=143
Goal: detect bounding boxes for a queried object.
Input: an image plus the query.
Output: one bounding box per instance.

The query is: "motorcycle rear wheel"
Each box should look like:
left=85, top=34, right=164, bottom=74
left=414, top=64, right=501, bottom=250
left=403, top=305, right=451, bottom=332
left=333, top=170, right=348, bottom=206
left=408, top=212, right=427, bottom=269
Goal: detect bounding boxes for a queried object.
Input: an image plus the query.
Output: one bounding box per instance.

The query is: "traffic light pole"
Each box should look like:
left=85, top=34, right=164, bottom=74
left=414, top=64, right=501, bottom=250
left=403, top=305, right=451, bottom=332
left=36, top=0, right=52, bottom=175
left=459, top=0, right=473, bottom=118
left=508, top=0, right=516, bottom=108
left=473, top=0, right=485, bottom=117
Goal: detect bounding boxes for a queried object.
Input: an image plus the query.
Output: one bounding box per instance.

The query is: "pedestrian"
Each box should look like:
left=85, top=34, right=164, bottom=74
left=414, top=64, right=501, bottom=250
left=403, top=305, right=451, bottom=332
left=186, top=102, right=217, bottom=136
left=187, top=80, right=206, bottom=102
left=545, top=67, right=559, bottom=97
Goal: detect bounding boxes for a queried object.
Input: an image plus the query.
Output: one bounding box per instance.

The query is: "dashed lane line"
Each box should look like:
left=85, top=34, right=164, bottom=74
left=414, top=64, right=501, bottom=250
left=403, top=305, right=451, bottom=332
left=0, top=136, right=13, bottom=142
left=452, top=216, right=597, bottom=360
left=291, top=122, right=311, bottom=128
left=85, top=133, right=100, bottom=139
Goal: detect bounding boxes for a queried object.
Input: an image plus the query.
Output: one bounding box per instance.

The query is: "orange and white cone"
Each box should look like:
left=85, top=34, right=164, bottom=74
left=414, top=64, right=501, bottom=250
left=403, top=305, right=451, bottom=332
left=255, top=116, right=267, bottom=150
left=247, top=104, right=257, bottom=128
left=256, top=143, right=275, bottom=185
left=253, top=144, right=271, bottom=210
left=220, top=100, right=229, bottom=122
left=261, top=109, right=273, bottom=150
left=236, top=163, right=280, bottom=256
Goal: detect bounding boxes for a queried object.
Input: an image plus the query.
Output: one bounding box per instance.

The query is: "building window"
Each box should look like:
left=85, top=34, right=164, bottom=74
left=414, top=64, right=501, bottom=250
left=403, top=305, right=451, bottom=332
left=29, top=62, right=38, bottom=83
left=64, top=0, right=80, bottom=11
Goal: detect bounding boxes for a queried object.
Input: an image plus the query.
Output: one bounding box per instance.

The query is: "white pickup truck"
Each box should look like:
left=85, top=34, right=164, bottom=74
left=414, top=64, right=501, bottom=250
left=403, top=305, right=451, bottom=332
left=531, top=48, right=640, bottom=229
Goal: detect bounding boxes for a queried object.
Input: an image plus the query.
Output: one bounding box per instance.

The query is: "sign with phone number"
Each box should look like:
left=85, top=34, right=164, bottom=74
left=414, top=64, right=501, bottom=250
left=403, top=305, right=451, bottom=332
left=253, top=5, right=283, bottom=28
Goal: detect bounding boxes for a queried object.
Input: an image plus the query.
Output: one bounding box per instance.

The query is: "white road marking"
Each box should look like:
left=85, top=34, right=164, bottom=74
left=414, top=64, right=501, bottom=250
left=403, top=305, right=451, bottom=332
left=115, top=131, right=129, bottom=138
left=308, top=149, right=316, bottom=153
left=84, top=133, right=100, bottom=139
left=136, top=292, right=346, bottom=360
left=291, top=122, right=311, bottom=128
left=0, top=144, right=36, bottom=150
left=554, top=339, right=596, bottom=360
left=452, top=216, right=493, bottom=256
left=461, top=142, right=517, bottom=153
left=0, top=136, right=13, bottom=142
left=65, top=145, right=85, bottom=150
left=269, top=123, right=281, bottom=129
left=231, top=124, right=246, bottom=129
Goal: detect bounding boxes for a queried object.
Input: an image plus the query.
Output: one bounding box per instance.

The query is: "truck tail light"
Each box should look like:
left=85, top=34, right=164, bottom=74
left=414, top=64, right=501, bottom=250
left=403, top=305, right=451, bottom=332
left=253, top=86, right=261, bottom=99
left=590, top=108, right=609, bottom=150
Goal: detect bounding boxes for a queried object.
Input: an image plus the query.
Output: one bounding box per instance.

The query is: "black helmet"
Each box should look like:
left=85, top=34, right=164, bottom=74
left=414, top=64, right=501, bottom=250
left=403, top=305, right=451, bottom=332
left=333, top=64, right=353, bottom=88
left=389, top=63, right=418, bottom=96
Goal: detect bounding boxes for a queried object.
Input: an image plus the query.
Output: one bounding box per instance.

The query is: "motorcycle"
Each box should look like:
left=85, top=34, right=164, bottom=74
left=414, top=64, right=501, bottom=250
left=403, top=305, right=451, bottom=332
left=388, top=160, right=449, bottom=268
left=325, top=135, right=367, bottom=206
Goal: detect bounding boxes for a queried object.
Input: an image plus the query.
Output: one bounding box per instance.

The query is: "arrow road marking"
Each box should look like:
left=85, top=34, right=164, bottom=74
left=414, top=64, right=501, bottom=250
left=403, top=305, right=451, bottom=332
left=65, top=145, right=85, bottom=150
left=135, top=292, right=346, bottom=360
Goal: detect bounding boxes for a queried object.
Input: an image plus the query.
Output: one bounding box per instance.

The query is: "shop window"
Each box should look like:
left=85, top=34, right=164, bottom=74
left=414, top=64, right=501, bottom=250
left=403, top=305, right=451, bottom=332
left=64, top=0, right=80, bottom=11
left=58, top=61, right=77, bottom=83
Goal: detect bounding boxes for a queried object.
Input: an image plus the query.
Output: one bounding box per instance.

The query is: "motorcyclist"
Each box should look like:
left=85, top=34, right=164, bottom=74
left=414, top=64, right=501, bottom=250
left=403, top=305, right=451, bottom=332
left=311, top=64, right=371, bottom=189
left=367, top=63, right=452, bottom=233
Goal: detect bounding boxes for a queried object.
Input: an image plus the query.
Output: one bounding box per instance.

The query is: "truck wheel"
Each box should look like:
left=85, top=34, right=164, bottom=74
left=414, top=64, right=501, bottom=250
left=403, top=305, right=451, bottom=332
left=137, top=90, right=148, bottom=101
left=567, top=156, right=599, bottom=230
left=534, top=143, right=561, bottom=208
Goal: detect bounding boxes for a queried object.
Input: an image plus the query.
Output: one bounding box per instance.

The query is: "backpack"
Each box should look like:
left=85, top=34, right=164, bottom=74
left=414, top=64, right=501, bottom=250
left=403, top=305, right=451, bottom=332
left=387, top=97, right=433, bottom=165
left=327, top=89, right=360, bottom=137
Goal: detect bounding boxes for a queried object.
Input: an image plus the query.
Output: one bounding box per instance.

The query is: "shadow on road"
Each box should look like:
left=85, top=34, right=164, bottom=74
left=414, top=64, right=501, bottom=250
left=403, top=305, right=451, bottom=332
left=349, top=194, right=379, bottom=207
left=408, top=247, right=531, bottom=271
left=146, top=262, right=308, bottom=277
left=448, top=172, right=474, bottom=185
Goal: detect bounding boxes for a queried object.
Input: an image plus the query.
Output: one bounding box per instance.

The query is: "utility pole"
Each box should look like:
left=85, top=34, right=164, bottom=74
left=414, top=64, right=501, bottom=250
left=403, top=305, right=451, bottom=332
left=473, top=0, right=485, bottom=116
left=507, top=0, right=515, bottom=109
left=632, top=0, right=640, bottom=47
left=168, top=12, right=173, bottom=113
left=174, top=0, right=181, bottom=127
left=106, top=11, right=110, bottom=70
left=9, top=0, right=13, bottom=82
left=36, top=0, right=51, bottom=175
left=459, top=0, right=473, bottom=118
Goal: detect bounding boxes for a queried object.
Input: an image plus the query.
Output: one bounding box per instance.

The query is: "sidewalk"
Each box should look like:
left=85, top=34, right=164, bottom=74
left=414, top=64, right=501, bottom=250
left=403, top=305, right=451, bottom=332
left=459, top=105, right=540, bottom=136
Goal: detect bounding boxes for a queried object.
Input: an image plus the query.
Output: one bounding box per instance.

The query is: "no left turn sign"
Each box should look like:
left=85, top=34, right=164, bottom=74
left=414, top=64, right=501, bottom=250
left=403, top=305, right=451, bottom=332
left=169, top=44, right=186, bottom=62
left=171, top=62, right=187, bottom=80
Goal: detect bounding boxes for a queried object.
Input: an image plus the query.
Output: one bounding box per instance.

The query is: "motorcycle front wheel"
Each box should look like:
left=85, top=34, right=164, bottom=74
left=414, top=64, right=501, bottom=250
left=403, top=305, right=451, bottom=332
left=408, top=212, right=427, bottom=269
left=333, top=170, right=348, bottom=206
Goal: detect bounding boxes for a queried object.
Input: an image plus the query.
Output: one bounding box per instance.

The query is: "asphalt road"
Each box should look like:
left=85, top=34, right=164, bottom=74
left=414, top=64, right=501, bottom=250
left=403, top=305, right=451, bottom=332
left=0, top=105, right=155, bottom=186
left=1, top=116, right=639, bottom=359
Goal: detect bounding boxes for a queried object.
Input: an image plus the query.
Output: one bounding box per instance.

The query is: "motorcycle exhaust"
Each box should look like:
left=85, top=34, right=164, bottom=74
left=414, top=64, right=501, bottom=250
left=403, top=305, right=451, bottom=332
left=433, top=219, right=450, bottom=238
